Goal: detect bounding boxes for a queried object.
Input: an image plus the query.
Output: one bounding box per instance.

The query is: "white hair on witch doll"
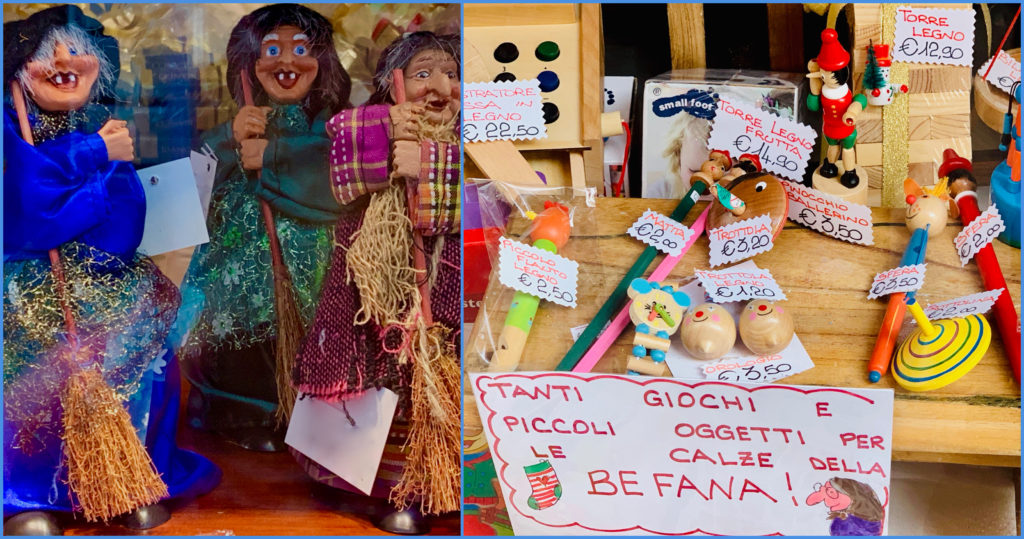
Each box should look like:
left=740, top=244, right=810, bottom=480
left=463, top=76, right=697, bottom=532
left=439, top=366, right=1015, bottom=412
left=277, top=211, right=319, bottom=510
left=14, top=24, right=116, bottom=110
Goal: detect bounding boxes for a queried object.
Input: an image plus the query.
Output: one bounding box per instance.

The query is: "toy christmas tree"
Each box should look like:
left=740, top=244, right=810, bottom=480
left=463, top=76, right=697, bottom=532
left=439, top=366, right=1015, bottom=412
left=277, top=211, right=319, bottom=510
left=863, top=41, right=885, bottom=94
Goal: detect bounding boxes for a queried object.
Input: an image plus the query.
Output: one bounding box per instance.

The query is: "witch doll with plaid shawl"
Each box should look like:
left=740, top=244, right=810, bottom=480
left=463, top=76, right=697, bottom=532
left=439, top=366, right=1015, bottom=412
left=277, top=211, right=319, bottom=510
left=289, top=31, right=461, bottom=534
left=174, top=4, right=352, bottom=452
left=3, top=5, right=218, bottom=534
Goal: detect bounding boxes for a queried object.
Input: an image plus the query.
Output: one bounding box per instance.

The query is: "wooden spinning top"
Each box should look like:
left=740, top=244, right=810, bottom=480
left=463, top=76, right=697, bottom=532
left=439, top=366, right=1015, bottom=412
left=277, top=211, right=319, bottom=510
left=680, top=303, right=736, bottom=361
left=892, top=298, right=991, bottom=391
left=738, top=300, right=794, bottom=355
left=708, top=172, right=789, bottom=239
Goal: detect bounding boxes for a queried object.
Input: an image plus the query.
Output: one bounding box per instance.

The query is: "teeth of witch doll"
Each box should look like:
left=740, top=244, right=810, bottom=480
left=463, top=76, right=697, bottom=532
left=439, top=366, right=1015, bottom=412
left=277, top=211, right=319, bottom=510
left=3, top=5, right=219, bottom=533
left=174, top=4, right=351, bottom=452
left=289, top=32, right=462, bottom=533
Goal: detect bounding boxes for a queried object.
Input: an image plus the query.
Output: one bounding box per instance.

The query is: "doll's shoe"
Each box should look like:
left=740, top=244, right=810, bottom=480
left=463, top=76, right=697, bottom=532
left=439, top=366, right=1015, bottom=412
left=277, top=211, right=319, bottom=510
left=220, top=425, right=286, bottom=452
left=3, top=511, right=63, bottom=536
left=117, top=502, right=170, bottom=530
left=840, top=170, right=860, bottom=189
left=373, top=506, right=431, bottom=535
left=819, top=159, right=839, bottom=178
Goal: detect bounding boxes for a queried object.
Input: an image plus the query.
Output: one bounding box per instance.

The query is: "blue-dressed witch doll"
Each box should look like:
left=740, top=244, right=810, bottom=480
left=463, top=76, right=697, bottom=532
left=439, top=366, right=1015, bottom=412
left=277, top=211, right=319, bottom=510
left=3, top=5, right=219, bottom=534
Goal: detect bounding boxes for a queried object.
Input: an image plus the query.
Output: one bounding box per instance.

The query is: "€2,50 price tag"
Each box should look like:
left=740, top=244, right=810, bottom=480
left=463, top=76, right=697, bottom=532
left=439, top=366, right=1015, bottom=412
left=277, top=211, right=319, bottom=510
left=627, top=210, right=694, bottom=256
left=497, top=236, right=578, bottom=308
left=708, top=214, right=775, bottom=267
left=867, top=263, right=926, bottom=300
left=924, top=288, right=1004, bottom=321
left=954, top=205, right=1006, bottom=266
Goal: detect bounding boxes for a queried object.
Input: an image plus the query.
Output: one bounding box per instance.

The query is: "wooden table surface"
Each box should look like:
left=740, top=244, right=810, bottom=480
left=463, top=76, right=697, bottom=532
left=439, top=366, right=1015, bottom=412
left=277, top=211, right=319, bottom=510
left=465, top=196, right=1021, bottom=467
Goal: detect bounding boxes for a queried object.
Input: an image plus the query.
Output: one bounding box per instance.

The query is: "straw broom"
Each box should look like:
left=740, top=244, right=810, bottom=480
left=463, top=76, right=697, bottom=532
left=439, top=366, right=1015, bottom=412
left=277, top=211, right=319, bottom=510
left=10, top=80, right=167, bottom=522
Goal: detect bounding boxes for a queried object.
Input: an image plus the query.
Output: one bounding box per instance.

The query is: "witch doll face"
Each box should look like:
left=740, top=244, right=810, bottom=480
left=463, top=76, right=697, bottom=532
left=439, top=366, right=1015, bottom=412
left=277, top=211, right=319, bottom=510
left=394, top=48, right=459, bottom=125
left=22, top=35, right=100, bottom=112
left=255, top=24, right=319, bottom=103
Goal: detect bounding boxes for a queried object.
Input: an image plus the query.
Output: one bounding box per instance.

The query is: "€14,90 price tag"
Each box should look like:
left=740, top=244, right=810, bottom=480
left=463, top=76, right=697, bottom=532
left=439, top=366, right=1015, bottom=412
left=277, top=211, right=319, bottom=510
left=867, top=263, right=926, bottom=300
left=924, top=288, right=1004, bottom=321
left=783, top=181, right=873, bottom=245
left=707, top=214, right=775, bottom=267
left=893, top=6, right=974, bottom=67
left=954, top=204, right=1006, bottom=266
left=627, top=210, right=694, bottom=256
left=463, top=80, right=546, bottom=143
left=497, top=236, right=578, bottom=308
left=695, top=267, right=787, bottom=303
left=706, top=98, right=816, bottom=182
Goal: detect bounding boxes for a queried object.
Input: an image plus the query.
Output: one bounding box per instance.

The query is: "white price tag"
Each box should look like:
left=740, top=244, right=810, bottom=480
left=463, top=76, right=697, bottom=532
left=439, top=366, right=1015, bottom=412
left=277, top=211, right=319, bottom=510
left=979, top=50, right=1021, bottom=96
left=783, top=181, right=874, bottom=245
left=707, top=214, right=775, bottom=267
left=497, top=236, right=578, bottom=307
left=626, top=210, right=694, bottom=256
left=893, top=6, right=974, bottom=67
left=695, top=267, right=786, bottom=303
left=923, top=289, right=1004, bottom=321
left=706, top=97, right=817, bottom=182
left=867, top=263, right=926, bottom=300
left=954, top=205, right=1006, bottom=266
left=701, top=346, right=813, bottom=384
left=463, top=80, right=547, bottom=143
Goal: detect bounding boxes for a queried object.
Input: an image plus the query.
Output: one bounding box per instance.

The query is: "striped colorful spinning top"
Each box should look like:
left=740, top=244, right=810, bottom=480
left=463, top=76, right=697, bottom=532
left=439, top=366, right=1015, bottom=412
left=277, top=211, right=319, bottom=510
left=893, top=298, right=991, bottom=391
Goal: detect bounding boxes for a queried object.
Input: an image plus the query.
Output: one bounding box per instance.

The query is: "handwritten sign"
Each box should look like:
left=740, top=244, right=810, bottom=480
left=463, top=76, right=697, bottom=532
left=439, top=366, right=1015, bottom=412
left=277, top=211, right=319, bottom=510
left=954, top=205, right=1006, bottom=266
left=708, top=214, right=775, bottom=267
left=783, top=181, right=874, bottom=245
left=924, top=288, right=1004, bottom=321
left=627, top=210, right=694, bottom=256
left=463, top=80, right=547, bottom=143
left=498, top=236, right=578, bottom=308
left=695, top=267, right=786, bottom=303
left=706, top=97, right=817, bottom=182
left=893, top=6, right=974, bottom=67
left=471, top=372, right=893, bottom=536
left=867, top=263, right=926, bottom=300
left=979, top=50, right=1021, bottom=95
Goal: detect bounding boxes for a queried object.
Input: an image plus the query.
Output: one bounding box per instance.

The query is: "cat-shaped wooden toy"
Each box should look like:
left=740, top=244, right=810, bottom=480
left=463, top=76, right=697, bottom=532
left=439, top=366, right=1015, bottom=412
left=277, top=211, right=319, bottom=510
left=625, top=278, right=690, bottom=376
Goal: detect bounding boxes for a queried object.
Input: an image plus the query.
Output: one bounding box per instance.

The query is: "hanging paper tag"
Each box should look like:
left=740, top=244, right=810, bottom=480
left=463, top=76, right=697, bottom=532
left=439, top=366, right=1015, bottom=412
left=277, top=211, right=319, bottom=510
left=463, top=80, right=547, bottom=143
left=893, top=6, right=974, bottom=67
left=924, top=288, right=1004, bottom=321
left=783, top=181, right=874, bottom=245
left=695, top=267, right=787, bottom=303
left=137, top=157, right=210, bottom=256
left=954, top=205, right=1006, bottom=266
left=708, top=214, right=775, bottom=267
left=706, top=97, right=817, bottom=182
left=627, top=210, right=694, bottom=256
left=867, top=263, right=927, bottom=300
left=979, top=50, right=1021, bottom=96
left=498, top=236, right=578, bottom=308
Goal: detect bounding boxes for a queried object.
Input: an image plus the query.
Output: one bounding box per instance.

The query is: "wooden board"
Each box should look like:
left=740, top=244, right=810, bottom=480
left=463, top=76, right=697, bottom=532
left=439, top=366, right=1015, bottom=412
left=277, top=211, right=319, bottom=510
left=666, top=4, right=706, bottom=69
left=465, top=197, right=1021, bottom=467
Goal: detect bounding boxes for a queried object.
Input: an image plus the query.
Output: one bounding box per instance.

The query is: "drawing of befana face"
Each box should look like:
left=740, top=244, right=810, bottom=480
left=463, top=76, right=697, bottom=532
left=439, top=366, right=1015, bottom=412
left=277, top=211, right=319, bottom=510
left=255, top=24, right=318, bottom=103
left=23, top=33, right=100, bottom=112
left=400, top=48, right=459, bottom=125
left=806, top=480, right=852, bottom=512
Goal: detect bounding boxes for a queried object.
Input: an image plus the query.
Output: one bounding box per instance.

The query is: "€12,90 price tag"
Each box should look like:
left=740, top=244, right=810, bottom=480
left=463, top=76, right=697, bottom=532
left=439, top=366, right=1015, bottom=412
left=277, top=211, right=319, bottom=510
left=954, top=204, right=1006, bottom=266
left=783, top=181, right=873, bottom=245
left=462, top=80, right=546, bottom=143
left=892, top=6, right=974, bottom=67
left=627, top=210, right=694, bottom=256
left=707, top=214, right=775, bottom=267
left=923, top=288, right=1004, bottom=321
left=695, top=267, right=787, bottom=303
left=497, top=236, right=578, bottom=308
left=867, top=263, right=926, bottom=300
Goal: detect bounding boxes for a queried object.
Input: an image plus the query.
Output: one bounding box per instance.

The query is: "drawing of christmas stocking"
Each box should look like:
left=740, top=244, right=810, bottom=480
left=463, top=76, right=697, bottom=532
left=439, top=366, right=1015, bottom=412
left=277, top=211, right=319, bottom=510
left=524, top=461, right=562, bottom=510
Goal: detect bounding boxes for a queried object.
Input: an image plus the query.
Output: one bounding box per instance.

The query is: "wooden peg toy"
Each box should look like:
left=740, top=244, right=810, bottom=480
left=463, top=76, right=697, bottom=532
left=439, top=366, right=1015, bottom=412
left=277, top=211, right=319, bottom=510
left=738, top=300, right=795, bottom=355
left=708, top=172, right=789, bottom=240
left=625, top=278, right=690, bottom=376
left=904, top=177, right=957, bottom=238
left=680, top=303, right=736, bottom=361
left=892, top=297, right=991, bottom=392
left=688, top=149, right=732, bottom=191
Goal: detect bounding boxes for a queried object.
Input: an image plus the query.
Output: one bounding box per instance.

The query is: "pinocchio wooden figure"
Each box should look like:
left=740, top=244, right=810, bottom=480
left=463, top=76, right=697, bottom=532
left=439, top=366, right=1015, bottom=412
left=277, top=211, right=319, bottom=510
left=625, top=278, right=690, bottom=376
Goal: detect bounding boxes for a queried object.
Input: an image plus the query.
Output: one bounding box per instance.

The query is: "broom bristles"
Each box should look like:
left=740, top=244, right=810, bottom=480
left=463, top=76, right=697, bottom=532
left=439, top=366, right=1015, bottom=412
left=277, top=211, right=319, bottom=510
left=62, top=366, right=168, bottom=522
left=272, top=266, right=303, bottom=425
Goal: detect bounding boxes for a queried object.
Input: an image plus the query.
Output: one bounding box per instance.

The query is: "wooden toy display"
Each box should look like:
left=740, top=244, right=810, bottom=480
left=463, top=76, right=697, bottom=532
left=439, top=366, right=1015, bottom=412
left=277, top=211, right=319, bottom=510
left=738, top=300, right=795, bottom=355
left=680, top=303, right=736, bottom=361
left=624, top=279, right=690, bottom=376
left=892, top=297, right=992, bottom=392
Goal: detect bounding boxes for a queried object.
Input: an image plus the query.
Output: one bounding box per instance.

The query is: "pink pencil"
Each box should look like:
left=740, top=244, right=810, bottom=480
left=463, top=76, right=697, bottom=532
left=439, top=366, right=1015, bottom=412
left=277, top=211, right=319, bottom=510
left=572, top=206, right=711, bottom=373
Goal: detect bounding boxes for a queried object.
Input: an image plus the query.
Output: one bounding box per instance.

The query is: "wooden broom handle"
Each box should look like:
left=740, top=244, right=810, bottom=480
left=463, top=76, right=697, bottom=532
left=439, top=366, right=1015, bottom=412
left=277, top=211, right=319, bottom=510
left=11, top=81, right=78, bottom=337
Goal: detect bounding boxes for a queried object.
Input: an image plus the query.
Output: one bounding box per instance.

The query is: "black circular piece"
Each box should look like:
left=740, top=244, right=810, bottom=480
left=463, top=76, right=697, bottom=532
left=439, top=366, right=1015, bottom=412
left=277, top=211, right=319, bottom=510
left=542, top=102, right=560, bottom=124
left=494, top=72, right=516, bottom=83
left=535, top=41, right=560, bottom=61
left=493, top=42, right=519, bottom=63
left=536, top=70, right=560, bottom=92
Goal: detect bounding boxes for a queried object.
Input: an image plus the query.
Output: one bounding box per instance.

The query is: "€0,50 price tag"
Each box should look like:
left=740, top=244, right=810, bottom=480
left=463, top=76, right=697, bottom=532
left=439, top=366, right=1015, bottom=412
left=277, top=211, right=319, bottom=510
left=867, top=263, right=926, bottom=300
left=954, top=205, right=1006, bottom=266
left=708, top=214, right=775, bottom=267
left=924, top=288, right=1004, bottom=321
left=497, top=236, right=578, bottom=308
left=627, top=210, right=694, bottom=256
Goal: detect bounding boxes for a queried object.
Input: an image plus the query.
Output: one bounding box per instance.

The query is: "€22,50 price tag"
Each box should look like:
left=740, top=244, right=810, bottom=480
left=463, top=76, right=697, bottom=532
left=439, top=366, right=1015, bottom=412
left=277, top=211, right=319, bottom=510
left=627, top=210, right=694, bottom=256
left=462, top=80, right=547, bottom=143
left=867, top=263, right=926, bottom=300
left=497, top=236, right=578, bottom=308
left=954, top=205, right=1006, bottom=266
left=708, top=214, right=775, bottom=267
left=924, top=288, right=1004, bottom=321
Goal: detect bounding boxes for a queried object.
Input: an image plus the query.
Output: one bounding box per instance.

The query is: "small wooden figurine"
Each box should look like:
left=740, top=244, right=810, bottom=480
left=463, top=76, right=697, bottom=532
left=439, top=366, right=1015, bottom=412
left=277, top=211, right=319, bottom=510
left=862, top=42, right=908, bottom=107
left=681, top=303, right=736, bottom=361
left=807, top=29, right=869, bottom=204
left=625, top=279, right=690, bottom=376
left=904, top=177, right=957, bottom=237
left=892, top=297, right=991, bottom=391
left=707, top=172, right=789, bottom=240
left=738, top=300, right=795, bottom=355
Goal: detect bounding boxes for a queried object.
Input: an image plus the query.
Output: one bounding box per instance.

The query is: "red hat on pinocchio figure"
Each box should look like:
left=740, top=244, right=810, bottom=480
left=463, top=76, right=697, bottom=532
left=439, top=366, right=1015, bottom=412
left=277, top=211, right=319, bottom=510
left=938, top=148, right=972, bottom=179
left=815, top=29, right=850, bottom=72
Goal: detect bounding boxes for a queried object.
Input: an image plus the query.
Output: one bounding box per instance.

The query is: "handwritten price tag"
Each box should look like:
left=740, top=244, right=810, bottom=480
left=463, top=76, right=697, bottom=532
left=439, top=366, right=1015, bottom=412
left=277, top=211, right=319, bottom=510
left=954, top=205, right=1007, bottom=266
left=695, top=267, right=786, bottom=303
left=627, top=210, right=694, bottom=256
left=497, top=236, right=578, bottom=307
left=923, top=289, right=1004, bottom=321
left=463, top=80, right=547, bottom=143
left=783, top=181, right=874, bottom=245
left=708, top=214, right=775, bottom=267
left=979, top=50, right=1021, bottom=96
left=706, top=98, right=817, bottom=182
left=867, top=263, right=926, bottom=300
left=703, top=354, right=802, bottom=384
left=893, top=6, right=974, bottom=67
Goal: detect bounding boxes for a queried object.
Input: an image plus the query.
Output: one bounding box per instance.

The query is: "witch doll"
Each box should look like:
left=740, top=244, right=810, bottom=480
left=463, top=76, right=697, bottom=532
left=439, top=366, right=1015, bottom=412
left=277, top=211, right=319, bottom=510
left=3, top=5, right=219, bottom=534
left=175, top=3, right=351, bottom=451
left=289, top=31, right=461, bottom=533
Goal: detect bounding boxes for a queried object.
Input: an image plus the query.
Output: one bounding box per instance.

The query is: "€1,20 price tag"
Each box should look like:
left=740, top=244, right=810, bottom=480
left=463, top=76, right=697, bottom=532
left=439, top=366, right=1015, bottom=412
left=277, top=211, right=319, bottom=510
left=497, top=236, right=578, bottom=308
